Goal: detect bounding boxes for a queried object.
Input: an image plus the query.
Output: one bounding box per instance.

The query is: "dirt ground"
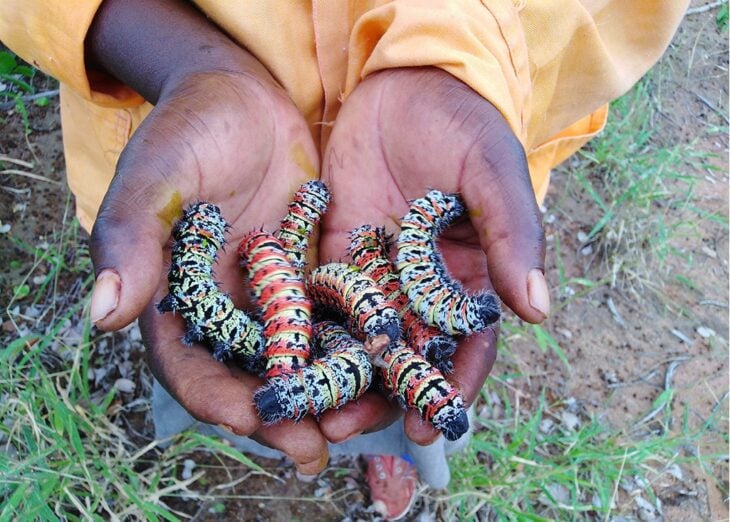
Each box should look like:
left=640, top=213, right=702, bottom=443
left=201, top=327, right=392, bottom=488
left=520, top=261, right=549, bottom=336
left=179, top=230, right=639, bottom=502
left=1, top=5, right=728, bottom=521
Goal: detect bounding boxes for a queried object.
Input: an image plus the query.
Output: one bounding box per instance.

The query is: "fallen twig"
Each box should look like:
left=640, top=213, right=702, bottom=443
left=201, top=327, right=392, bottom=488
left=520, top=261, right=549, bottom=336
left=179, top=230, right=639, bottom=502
left=1, top=168, right=61, bottom=185
left=606, top=297, right=626, bottom=328
left=670, top=328, right=693, bottom=345
left=699, top=300, right=729, bottom=308
left=0, top=89, right=60, bottom=111
left=686, top=0, right=728, bottom=15
left=693, top=91, right=730, bottom=124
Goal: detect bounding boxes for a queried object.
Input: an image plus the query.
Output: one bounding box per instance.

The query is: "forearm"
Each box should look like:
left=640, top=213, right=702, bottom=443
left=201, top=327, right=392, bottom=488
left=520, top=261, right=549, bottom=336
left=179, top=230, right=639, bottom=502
left=87, top=0, right=274, bottom=103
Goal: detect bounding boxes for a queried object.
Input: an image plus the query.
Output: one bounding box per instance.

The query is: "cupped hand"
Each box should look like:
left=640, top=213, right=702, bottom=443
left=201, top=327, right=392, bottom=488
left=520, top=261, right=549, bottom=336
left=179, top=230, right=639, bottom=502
left=85, top=0, right=327, bottom=474
left=317, top=67, right=548, bottom=445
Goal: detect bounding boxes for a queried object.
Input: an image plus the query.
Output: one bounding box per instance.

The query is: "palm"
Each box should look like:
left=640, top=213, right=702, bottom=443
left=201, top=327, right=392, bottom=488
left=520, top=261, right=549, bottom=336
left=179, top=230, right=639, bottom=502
left=317, top=69, right=513, bottom=441
left=113, top=71, right=327, bottom=453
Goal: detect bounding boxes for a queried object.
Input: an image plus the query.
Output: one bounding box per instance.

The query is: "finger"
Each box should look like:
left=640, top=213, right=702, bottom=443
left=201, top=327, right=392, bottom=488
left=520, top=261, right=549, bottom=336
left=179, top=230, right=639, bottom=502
left=404, top=328, right=498, bottom=444
left=251, top=419, right=330, bottom=475
left=318, top=391, right=402, bottom=443
left=139, top=299, right=262, bottom=435
left=89, top=132, right=196, bottom=331
left=461, top=126, right=549, bottom=324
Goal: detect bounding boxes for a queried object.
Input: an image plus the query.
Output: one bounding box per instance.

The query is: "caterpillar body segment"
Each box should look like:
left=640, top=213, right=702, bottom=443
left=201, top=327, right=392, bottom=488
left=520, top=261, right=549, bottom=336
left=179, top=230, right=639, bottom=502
left=254, top=321, right=373, bottom=423
left=306, top=263, right=401, bottom=343
left=381, top=341, right=468, bottom=441
left=275, top=180, right=331, bottom=272
left=397, top=190, right=501, bottom=336
left=158, top=202, right=265, bottom=370
left=349, top=225, right=457, bottom=372
left=238, top=231, right=312, bottom=378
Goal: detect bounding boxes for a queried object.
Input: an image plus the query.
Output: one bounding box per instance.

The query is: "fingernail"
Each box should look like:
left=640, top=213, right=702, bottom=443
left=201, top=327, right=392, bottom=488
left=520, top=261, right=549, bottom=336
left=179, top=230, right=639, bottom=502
left=527, top=269, right=550, bottom=319
left=90, top=270, right=120, bottom=324
left=217, top=424, right=235, bottom=434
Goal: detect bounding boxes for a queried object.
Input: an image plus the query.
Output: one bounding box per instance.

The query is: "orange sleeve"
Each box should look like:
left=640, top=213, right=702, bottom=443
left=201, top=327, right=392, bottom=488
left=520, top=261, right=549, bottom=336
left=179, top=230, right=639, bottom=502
left=345, top=0, right=688, bottom=202
left=0, top=0, right=144, bottom=107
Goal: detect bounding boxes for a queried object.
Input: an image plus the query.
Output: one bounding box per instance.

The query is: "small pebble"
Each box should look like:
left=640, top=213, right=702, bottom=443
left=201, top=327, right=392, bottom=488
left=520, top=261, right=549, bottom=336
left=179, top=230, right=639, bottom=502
left=181, top=458, right=196, bottom=480
left=696, top=326, right=716, bottom=338
left=635, top=496, right=660, bottom=522
left=114, top=378, right=136, bottom=394
left=701, top=246, right=717, bottom=258
left=539, top=419, right=555, bottom=434
left=560, top=411, right=581, bottom=431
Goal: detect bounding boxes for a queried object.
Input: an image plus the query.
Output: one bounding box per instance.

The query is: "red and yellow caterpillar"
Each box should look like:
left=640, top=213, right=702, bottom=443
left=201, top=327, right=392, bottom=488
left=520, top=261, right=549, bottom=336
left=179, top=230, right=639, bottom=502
left=254, top=321, right=373, bottom=423
left=157, top=202, right=265, bottom=373
left=396, top=190, right=500, bottom=336
left=238, top=231, right=312, bottom=378
left=381, top=340, right=468, bottom=441
left=349, top=224, right=457, bottom=373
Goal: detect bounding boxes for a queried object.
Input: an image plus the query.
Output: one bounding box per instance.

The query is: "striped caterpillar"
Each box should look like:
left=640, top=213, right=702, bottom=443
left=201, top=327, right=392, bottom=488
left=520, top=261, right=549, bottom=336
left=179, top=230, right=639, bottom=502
left=254, top=321, right=373, bottom=423
left=396, top=190, right=501, bottom=336
left=306, top=262, right=401, bottom=343
left=381, top=341, right=468, bottom=441
left=157, top=202, right=265, bottom=373
left=238, top=231, right=312, bottom=378
left=349, top=224, right=457, bottom=373
left=275, top=180, right=331, bottom=274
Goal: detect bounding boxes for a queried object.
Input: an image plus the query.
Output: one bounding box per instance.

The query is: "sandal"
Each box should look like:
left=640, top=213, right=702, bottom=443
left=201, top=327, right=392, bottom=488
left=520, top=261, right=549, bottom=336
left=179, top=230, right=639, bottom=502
left=365, top=454, right=418, bottom=520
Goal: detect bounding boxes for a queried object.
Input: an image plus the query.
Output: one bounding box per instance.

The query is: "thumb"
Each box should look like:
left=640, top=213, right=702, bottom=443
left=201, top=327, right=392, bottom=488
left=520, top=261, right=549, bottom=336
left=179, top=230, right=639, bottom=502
left=461, top=132, right=549, bottom=324
left=89, top=155, right=183, bottom=330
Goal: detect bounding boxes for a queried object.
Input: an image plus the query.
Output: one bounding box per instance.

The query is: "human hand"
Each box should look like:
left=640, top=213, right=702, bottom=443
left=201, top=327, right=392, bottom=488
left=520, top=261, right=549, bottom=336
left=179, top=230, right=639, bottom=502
left=318, top=67, right=548, bottom=445
left=86, top=0, right=327, bottom=473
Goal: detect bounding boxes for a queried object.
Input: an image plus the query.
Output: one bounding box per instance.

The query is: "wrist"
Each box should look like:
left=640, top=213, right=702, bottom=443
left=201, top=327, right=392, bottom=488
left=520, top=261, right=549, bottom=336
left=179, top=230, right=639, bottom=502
left=87, top=0, right=275, bottom=103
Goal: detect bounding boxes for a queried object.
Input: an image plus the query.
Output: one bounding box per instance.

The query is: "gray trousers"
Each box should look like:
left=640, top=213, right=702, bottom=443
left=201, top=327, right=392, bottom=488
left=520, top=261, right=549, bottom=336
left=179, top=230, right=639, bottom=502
left=152, top=380, right=472, bottom=488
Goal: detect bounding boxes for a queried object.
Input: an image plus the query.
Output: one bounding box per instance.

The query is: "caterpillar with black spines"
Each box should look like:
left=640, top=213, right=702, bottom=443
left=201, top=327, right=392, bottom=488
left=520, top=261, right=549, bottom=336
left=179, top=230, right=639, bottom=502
left=396, top=190, right=501, bottom=336
left=157, top=202, right=265, bottom=373
left=275, top=180, right=331, bottom=273
left=238, top=230, right=312, bottom=378
left=349, top=225, right=457, bottom=373
left=381, top=340, right=468, bottom=441
left=306, top=262, right=401, bottom=343
left=254, top=321, right=373, bottom=423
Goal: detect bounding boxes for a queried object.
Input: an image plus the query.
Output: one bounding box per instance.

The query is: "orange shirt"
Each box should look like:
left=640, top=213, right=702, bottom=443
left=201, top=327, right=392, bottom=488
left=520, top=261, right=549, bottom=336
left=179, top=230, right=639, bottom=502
left=0, top=0, right=688, bottom=231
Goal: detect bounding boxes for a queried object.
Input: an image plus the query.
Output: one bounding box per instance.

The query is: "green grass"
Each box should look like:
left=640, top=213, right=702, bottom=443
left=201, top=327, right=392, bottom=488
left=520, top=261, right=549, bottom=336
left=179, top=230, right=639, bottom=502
left=550, top=74, right=727, bottom=294
left=0, top=213, right=261, bottom=520
left=441, top=375, right=727, bottom=521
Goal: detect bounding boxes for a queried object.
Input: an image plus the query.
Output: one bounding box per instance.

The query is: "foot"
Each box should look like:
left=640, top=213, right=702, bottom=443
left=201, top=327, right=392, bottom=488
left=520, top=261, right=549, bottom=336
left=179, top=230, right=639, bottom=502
left=366, top=455, right=418, bottom=520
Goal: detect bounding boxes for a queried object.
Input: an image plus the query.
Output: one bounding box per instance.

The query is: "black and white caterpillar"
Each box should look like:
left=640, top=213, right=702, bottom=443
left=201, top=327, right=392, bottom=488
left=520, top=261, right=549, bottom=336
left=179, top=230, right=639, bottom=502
left=157, top=202, right=265, bottom=372
left=275, top=180, right=331, bottom=274
left=396, top=190, right=501, bottom=336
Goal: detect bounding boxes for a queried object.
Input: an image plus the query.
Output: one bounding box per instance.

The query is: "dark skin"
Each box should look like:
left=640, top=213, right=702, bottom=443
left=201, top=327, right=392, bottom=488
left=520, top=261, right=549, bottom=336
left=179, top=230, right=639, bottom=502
left=87, top=0, right=548, bottom=473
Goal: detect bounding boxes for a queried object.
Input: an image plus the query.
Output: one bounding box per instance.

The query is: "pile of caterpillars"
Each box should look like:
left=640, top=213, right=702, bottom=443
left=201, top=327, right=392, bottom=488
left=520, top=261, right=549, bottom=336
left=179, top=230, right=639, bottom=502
left=157, top=181, right=501, bottom=441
